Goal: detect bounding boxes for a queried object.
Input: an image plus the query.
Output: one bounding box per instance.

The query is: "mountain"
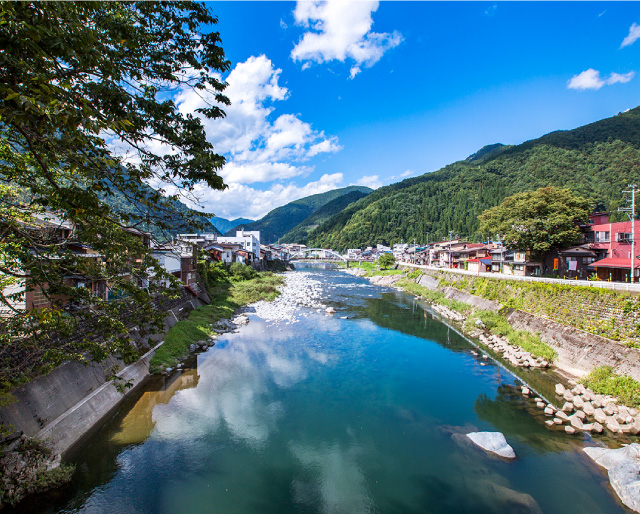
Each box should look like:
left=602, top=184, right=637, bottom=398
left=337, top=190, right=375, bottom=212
left=308, top=107, right=640, bottom=250
left=234, top=186, right=373, bottom=244
left=210, top=217, right=254, bottom=234
left=466, top=143, right=511, bottom=162
left=279, top=190, right=371, bottom=244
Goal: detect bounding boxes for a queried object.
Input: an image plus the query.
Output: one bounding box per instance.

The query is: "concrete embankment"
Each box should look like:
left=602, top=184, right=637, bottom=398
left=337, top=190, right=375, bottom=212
left=0, top=292, right=205, bottom=456
left=414, top=269, right=640, bottom=381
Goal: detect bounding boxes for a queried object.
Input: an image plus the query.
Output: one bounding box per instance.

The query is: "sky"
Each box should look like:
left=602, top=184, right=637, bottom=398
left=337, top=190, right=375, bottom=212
left=167, top=1, right=640, bottom=221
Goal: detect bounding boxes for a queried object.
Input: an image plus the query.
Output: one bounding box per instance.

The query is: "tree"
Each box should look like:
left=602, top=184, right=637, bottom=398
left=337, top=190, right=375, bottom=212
left=478, top=187, right=591, bottom=260
left=0, top=2, right=230, bottom=391
left=377, top=253, right=396, bottom=270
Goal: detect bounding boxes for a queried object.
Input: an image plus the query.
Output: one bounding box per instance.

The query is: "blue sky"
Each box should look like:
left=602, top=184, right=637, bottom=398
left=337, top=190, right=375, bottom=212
left=173, top=1, right=640, bottom=220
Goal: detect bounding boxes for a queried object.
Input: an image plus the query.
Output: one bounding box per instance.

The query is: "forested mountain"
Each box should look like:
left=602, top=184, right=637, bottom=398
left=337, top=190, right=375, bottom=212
left=308, top=107, right=640, bottom=250
left=279, top=189, right=371, bottom=244
left=210, top=217, right=254, bottom=234
left=235, top=186, right=372, bottom=243
left=99, top=184, right=220, bottom=241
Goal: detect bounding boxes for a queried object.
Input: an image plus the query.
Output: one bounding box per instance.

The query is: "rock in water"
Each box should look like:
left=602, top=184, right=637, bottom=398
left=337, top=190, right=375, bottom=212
left=584, top=444, right=640, bottom=513
left=466, top=432, right=516, bottom=459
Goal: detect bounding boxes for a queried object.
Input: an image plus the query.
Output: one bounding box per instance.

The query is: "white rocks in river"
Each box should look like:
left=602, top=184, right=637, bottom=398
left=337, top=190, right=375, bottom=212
left=556, top=411, right=569, bottom=422
left=563, top=390, right=575, bottom=402
left=521, top=387, right=530, bottom=396
left=584, top=443, right=640, bottom=513
left=561, top=402, right=574, bottom=413
left=565, top=426, right=576, bottom=435
left=325, top=306, right=336, bottom=314
left=544, top=406, right=554, bottom=416
left=252, top=272, right=324, bottom=324
left=604, top=402, right=617, bottom=416
left=583, top=402, right=595, bottom=416
left=553, top=417, right=564, bottom=425
left=594, top=408, right=607, bottom=424
left=536, top=401, right=545, bottom=409
left=466, top=432, right=516, bottom=459
left=573, top=396, right=584, bottom=409
left=555, top=383, right=566, bottom=396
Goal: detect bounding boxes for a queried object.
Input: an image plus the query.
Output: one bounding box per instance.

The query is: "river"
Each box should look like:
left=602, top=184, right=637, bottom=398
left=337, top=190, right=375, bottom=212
left=22, top=265, right=628, bottom=513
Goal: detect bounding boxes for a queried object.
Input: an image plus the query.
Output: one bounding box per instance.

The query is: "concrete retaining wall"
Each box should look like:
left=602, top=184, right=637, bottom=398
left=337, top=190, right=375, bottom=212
left=0, top=294, right=204, bottom=454
left=36, top=343, right=159, bottom=455
left=443, top=288, right=502, bottom=313
left=507, top=310, right=640, bottom=381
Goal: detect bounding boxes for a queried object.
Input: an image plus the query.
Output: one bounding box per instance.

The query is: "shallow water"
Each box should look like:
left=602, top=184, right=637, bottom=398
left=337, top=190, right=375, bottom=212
left=23, top=265, right=629, bottom=513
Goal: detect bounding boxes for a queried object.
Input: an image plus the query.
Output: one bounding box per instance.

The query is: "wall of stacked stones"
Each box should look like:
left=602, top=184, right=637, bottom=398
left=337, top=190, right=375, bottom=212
left=433, top=272, right=640, bottom=346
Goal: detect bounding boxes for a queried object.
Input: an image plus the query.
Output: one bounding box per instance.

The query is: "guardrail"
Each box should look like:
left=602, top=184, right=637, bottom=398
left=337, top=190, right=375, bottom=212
left=397, top=262, right=640, bottom=293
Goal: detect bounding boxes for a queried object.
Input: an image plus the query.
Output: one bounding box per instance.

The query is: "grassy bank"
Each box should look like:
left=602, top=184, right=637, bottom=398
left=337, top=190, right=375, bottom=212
left=580, top=366, right=640, bottom=406
left=464, top=310, right=557, bottom=362
left=433, top=271, right=640, bottom=345
left=150, top=269, right=283, bottom=373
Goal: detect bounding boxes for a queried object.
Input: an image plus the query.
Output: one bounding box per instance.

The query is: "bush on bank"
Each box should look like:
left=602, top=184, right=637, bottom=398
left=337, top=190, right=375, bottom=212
left=580, top=366, right=640, bottom=406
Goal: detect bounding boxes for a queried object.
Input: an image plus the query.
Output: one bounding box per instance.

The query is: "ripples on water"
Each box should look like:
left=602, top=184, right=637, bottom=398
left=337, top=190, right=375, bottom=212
left=21, top=264, right=628, bottom=514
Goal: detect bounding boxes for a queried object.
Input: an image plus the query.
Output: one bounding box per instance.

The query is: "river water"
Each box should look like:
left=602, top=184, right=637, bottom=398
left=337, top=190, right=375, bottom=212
left=25, top=265, right=628, bottom=513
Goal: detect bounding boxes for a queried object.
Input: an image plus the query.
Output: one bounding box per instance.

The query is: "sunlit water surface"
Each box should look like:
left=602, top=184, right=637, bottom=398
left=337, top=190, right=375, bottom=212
left=24, top=265, right=628, bottom=513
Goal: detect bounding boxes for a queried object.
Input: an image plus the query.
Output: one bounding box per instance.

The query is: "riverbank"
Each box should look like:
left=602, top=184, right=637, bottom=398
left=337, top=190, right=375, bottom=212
left=150, top=271, right=284, bottom=373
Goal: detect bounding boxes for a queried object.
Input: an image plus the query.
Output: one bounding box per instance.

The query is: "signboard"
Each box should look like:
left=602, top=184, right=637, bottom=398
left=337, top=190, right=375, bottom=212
left=553, top=258, right=559, bottom=270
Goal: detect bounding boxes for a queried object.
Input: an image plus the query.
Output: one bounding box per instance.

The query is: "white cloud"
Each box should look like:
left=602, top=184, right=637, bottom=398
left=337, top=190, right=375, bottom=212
left=183, top=173, right=346, bottom=220
left=621, top=22, right=640, bottom=48
left=291, top=0, right=403, bottom=78
left=400, top=170, right=413, bottom=178
left=174, top=55, right=341, bottom=185
left=567, top=68, right=635, bottom=90
left=354, top=175, right=382, bottom=189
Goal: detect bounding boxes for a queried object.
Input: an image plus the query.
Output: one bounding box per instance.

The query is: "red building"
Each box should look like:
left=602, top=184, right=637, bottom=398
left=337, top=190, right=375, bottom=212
left=587, top=214, right=640, bottom=282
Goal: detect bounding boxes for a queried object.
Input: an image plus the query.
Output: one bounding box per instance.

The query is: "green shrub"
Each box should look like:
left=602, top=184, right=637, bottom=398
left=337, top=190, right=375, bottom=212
left=581, top=366, right=640, bottom=406
left=229, top=262, right=256, bottom=280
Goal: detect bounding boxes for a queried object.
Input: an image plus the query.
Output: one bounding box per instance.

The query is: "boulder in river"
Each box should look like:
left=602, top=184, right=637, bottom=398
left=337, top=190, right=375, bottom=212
left=466, top=432, right=516, bottom=459
left=584, top=443, right=640, bottom=513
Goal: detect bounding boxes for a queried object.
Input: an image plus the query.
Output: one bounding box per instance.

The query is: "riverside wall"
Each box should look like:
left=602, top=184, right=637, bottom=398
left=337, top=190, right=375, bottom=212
left=0, top=291, right=205, bottom=455
left=416, top=270, right=640, bottom=380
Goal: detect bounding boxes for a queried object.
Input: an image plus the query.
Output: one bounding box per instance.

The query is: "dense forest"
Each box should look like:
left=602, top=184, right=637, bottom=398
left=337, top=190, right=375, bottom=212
left=279, top=190, right=370, bottom=244
left=235, top=185, right=372, bottom=243
left=308, top=107, right=640, bottom=250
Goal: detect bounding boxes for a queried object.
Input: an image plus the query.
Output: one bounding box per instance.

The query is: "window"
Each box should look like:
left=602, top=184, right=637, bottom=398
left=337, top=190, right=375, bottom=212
left=595, top=231, right=610, bottom=243
left=32, top=288, right=49, bottom=307
left=582, top=257, right=595, bottom=264
left=617, top=232, right=632, bottom=243
left=566, top=256, right=577, bottom=262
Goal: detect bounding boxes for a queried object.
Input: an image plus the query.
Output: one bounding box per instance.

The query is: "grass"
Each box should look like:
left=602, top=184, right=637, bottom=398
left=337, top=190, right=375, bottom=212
left=396, top=278, right=472, bottom=314
left=580, top=366, right=640, bottom=406
left=464, top=310, right=557, bottom=362
left=149, top=273, right=284, bottom=373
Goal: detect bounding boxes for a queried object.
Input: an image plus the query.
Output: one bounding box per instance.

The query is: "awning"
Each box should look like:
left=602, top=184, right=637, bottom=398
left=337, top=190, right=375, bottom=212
left=590, top=257, right=640, bottom=269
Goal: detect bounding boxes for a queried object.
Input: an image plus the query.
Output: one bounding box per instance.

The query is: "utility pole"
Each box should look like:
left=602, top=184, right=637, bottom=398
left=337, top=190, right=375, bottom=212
left=619, top=185, right=638, bottom=283
left=448, top=230, right=454, bottom=269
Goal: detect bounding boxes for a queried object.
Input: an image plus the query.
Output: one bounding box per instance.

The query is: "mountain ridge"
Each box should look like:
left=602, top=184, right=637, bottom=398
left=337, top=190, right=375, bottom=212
left=307, top=107, right=640, bottom=250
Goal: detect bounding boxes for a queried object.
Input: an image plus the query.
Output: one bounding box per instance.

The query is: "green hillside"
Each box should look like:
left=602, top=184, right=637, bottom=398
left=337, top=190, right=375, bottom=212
left=100, top=183, right=220, bottom=242
left=279, top=190, right=370, bottom=244
left=236, top=186, right=373, bottom=244
left=308, top=107, right=640, bottom=250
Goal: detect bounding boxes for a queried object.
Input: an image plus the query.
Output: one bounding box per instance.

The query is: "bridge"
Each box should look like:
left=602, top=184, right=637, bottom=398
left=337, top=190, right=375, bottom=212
left=290, top=248, right=348, bottom=263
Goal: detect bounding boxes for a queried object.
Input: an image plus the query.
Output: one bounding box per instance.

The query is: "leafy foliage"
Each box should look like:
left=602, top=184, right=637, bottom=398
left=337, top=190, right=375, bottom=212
left=580, top=366, right=640, bottom=406
left=0, top=2, right=229, bottom=385
left=478, top=187, right=591, bottom=258
left=238, top=186, right=372, bottom=243
left=309, top=108, right=640, bottom=250
left=377, top=253, right=396, bottom=270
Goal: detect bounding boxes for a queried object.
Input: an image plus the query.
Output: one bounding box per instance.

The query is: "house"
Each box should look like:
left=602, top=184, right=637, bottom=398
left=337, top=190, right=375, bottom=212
left=466, top=258, right=492, bottom=274
left=180, top=244, right=198, bottom=286
left=490, top=248, right=513, bottom=274
left=151, top=243, right=183, bottom=286
left=586, top=217, right=640, bottom=282
left=216, top=230, right=261, bottom=261
left=504, top=250, right=541, bottom=276
left=177, top=233, right=216, bottom=247
left=543, top=246, right=597, bottom=279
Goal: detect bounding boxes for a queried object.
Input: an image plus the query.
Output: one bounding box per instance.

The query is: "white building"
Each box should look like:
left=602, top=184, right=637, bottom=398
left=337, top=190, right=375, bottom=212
left=216, top=230, right=261, bottom=260
left=177, top=233, right=216, bottom=246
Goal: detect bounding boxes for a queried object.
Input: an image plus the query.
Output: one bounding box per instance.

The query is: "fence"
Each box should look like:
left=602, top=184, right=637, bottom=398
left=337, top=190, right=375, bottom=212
left=398, top=262, right=640, bottom=293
